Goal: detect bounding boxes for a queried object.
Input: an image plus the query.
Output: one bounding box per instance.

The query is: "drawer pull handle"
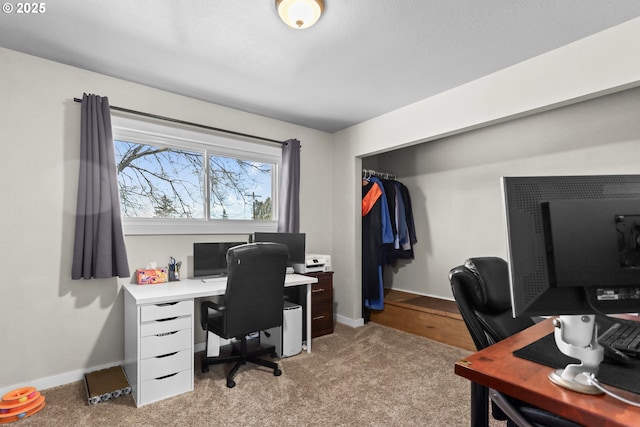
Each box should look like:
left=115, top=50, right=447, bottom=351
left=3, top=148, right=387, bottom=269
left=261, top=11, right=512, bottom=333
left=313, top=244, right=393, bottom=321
left=157, top=352, right=178, bottom=359
left=155, top=372, right=178, bottom=380
left=313, top=315, right=325, bottom=320
left=156, top=302, right=179, bottom=307
left=312, top=288, right=325, bottom=293
left=156, top=331, right=178, bottom=337
left=156, top=317, right=178, bottom=322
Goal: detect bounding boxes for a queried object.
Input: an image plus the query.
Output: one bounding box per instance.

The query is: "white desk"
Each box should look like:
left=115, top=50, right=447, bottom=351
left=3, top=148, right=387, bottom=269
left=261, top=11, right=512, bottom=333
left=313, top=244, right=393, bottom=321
left=123, top=273, right=317, bottom=407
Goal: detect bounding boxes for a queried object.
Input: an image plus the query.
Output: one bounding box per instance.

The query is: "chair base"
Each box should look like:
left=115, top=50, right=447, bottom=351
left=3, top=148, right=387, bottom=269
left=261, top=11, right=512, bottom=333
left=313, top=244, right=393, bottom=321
left=201, top=337, right=281, bottom=388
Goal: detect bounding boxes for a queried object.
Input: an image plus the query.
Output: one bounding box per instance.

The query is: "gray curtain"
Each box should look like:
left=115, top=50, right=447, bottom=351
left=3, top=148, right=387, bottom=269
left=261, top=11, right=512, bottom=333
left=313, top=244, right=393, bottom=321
left=277, top=138, right=301, bottom=233
left=72, top=93, right=130, bottom=279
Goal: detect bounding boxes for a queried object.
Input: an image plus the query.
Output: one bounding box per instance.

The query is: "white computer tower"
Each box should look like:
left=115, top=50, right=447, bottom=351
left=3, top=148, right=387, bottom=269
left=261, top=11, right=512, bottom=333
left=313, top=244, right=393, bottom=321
left=260, top=301, right=302, bottom=358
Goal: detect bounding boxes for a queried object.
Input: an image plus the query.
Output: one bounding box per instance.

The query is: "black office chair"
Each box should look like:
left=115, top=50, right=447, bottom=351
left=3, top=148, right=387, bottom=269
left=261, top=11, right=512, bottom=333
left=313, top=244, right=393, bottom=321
left=200, top=242, right=288, bottom=388
left=449, top=257, right=583, bottom=427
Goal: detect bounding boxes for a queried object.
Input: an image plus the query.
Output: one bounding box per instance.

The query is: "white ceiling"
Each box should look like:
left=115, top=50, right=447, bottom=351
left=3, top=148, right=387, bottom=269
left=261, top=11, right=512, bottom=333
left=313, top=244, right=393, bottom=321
left=2, top=1, right=640, bottom=133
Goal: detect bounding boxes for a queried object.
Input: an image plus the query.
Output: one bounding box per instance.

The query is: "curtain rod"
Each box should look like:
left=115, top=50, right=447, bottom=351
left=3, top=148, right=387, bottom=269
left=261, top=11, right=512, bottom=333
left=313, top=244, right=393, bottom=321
left=73, top=97, right=285, bottom=145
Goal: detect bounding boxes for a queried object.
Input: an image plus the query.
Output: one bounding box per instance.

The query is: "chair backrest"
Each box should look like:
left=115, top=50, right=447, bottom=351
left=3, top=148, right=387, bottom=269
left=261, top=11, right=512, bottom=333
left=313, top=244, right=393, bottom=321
left=449, top=257, right=534, bottom=351
left=222, top=242, right=289, bottom=338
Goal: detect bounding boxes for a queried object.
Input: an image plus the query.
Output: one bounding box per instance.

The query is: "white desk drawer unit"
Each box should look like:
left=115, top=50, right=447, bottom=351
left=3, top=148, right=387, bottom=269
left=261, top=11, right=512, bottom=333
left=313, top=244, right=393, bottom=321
left=124, top=297, right=194, bottom=407
left=140, top=315, right=192, bottom=337
left=141, top=301, right=192, bottom=322
left=123, top=275, right=316, bottom=407
left=141, top=349, right=192, bottom=381
left=140, top=325, right=191, bottom=359
left=140, top=370, right=192, bottom=406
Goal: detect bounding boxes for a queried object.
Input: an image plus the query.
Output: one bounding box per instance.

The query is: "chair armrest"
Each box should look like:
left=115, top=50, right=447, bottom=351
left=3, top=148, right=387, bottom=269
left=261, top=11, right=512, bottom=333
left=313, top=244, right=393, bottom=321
left=200, top=299, right=225, bottom=330
left=203, top=298, right=225, bottom=311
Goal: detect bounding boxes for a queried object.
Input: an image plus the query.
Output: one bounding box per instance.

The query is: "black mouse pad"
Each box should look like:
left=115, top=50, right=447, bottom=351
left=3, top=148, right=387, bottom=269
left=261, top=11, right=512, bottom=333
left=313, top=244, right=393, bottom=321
left=513, top=333, right=640, bottom=394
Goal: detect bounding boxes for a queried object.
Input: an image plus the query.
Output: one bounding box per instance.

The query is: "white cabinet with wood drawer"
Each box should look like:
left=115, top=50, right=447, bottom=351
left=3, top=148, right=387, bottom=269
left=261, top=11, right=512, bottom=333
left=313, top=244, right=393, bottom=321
left=124, top=293, right=194, bottom=407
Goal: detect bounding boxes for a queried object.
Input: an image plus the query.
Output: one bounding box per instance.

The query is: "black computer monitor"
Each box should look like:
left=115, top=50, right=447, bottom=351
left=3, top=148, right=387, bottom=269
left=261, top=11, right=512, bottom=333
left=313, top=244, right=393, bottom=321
left=502, top=174, right=640, bottom=393
left=193, top=241, right=246, bottom=278
left=252, top=232, right=305, bottom=266
left=502, top=174, right=640, bottom=318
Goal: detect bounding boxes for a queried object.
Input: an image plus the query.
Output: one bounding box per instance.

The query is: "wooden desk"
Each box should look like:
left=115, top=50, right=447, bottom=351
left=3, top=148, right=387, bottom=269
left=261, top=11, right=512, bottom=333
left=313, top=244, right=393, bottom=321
left=454, top=318, right=640, bottom=427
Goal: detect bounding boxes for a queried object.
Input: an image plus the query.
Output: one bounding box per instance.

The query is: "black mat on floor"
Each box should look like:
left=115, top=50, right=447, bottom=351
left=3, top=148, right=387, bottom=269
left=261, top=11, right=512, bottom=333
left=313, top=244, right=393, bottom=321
left=513, top=333, right=640, bottom=394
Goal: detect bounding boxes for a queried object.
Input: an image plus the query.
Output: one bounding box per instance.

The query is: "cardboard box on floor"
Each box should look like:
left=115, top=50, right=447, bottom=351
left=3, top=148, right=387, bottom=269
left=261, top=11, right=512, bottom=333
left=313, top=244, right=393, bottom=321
left=83, top=366, right=131, bottom=405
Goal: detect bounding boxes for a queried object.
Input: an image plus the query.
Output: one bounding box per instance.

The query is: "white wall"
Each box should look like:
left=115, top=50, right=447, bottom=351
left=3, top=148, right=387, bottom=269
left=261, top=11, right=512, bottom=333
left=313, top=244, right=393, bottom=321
left=366, top=87, right=640, bottom=298
left=331, top=17, right=640, bottom=322
left=0, top=47, right=334, bottom=394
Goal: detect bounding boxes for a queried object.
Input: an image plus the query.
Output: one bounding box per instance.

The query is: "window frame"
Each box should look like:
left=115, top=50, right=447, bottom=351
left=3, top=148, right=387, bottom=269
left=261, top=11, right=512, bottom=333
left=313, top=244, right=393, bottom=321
left=111, top=114, right=281, bottom=235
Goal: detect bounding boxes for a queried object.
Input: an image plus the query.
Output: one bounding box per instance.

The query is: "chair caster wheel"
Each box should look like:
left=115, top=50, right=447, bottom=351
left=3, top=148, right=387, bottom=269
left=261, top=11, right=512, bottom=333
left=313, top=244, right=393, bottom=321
left=226, top=379, right=236, bottom=388
left=201, top=365, right=209, bottom=373
left=274, top=369, right=282, bottom=376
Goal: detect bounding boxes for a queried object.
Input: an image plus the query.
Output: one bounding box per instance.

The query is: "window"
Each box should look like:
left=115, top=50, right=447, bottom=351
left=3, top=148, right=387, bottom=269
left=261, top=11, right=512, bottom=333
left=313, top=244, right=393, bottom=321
left=111, top=115, right=280, bottom=235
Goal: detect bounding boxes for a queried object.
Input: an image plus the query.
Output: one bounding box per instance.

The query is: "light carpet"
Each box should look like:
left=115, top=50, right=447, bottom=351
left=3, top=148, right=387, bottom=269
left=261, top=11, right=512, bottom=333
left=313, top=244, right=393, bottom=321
left=15, top=322, right=506, bottom=426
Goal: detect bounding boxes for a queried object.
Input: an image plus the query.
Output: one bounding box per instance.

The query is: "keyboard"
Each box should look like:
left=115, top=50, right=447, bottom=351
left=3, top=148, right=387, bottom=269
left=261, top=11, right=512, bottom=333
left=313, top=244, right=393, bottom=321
left=599, top=320, right=640, bottom=358
left=200, top=276, right=226, bottom=283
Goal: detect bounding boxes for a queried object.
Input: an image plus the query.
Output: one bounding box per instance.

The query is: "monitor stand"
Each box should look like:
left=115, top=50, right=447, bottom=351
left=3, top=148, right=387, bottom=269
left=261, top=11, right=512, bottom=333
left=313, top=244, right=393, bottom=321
left=548, top=314, right=604, bottom=395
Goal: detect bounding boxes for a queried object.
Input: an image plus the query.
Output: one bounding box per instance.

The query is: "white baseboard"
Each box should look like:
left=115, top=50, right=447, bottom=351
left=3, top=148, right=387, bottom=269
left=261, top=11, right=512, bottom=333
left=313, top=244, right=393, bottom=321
left=336, top=314, right=364, bottom=328
left=0, top=360, right=123, bottom=398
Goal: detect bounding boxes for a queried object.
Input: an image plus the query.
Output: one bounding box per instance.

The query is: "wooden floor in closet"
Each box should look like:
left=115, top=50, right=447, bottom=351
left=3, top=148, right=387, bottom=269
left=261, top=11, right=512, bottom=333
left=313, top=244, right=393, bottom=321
left=370, top=289, right=476, bottom=352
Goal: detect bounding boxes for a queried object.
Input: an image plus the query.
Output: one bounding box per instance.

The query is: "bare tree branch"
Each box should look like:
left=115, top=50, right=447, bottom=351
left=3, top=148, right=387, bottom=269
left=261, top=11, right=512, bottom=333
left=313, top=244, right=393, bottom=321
left=114, top=140, right=271, bottom=220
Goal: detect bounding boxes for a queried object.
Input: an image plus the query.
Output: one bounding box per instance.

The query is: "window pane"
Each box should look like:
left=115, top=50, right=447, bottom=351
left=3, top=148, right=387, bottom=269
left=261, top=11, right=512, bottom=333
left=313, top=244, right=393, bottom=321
left=209, top=155, right=273, bottom=220
left=114, top=140, right=205, bottom=219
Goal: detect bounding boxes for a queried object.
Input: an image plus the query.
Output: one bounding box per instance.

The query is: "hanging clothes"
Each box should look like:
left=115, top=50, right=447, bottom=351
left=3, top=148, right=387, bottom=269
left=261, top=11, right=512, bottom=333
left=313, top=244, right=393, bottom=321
left=382, top=180, right=417, bottom=265
left=362, top=172, right=417, bottom=315
left=362, top=177, right=393, bottom=311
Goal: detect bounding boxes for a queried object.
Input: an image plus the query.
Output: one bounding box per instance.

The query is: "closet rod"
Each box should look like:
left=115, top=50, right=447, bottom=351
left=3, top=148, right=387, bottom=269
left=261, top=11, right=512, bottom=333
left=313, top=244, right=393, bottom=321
left=73, top=97, right=285, bottom=145
left=362, top=168, right=397, bottom=180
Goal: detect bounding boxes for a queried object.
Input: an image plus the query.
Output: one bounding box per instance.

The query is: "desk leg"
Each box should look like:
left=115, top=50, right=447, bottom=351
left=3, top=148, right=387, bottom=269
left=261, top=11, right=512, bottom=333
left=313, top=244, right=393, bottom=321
left=470, top=382, right=489, bottom=427
left=306, top=283, right=312, bottom=353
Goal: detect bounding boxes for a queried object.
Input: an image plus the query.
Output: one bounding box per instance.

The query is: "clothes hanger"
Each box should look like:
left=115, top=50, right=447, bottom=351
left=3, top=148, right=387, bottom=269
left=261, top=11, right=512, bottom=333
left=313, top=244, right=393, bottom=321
left=362, top=169, right=371, bottom=185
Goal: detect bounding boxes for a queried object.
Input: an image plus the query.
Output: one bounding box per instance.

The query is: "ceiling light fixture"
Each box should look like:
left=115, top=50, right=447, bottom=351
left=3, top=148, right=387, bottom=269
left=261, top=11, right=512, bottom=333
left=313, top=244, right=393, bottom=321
left=276, top=0, right=324, bottom=29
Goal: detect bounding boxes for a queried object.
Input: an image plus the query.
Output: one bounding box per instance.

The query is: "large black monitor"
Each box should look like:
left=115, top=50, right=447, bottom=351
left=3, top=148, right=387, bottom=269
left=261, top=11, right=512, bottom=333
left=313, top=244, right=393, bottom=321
left=502, top=174, right=640, bottom=317
left=193, top=241, right=246, bottom=278
left=503, top=175, right=640, bottom=393
left=252, top=232, right=305, bottom=266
